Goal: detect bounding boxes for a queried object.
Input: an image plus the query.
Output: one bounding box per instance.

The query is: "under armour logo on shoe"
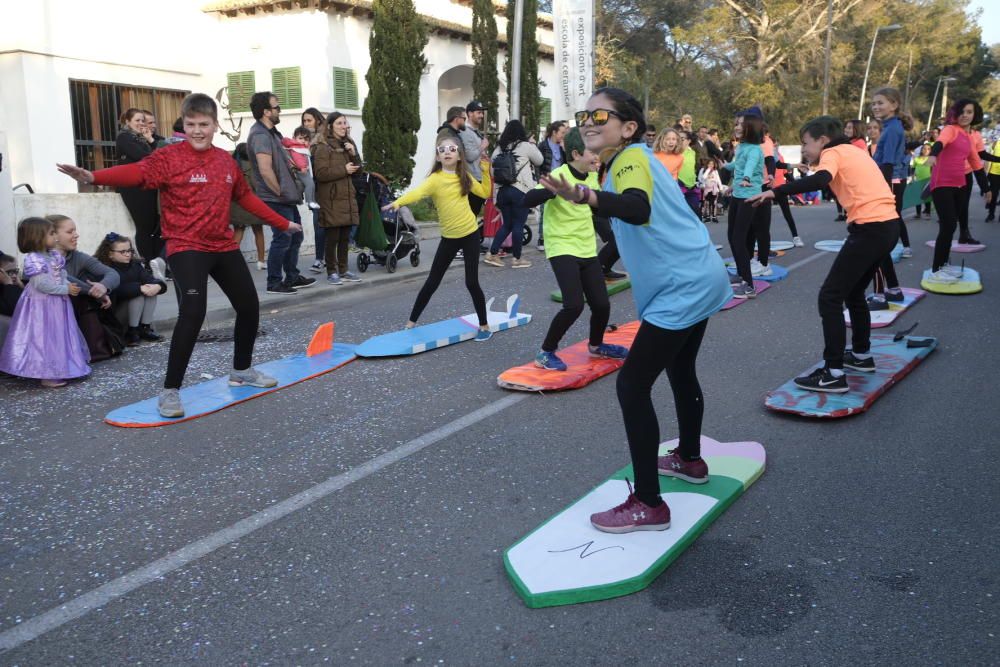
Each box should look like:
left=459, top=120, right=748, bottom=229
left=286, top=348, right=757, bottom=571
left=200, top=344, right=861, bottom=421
left=632, top=511, right=646, bottom=521
left=671, top=462, right=682, bottom=469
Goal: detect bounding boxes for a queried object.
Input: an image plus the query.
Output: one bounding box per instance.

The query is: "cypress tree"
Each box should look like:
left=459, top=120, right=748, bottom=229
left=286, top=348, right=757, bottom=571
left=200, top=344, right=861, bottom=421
left=471, top=0, right=500, bottom=133
left=505, top=0, right=541, bottom=136
left=362, top=0, right=428, bottom=187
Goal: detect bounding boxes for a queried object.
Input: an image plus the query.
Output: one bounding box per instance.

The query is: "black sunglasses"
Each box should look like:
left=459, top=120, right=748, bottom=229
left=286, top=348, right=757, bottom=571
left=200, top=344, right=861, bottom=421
left=575, top=109, right=626, bottom=127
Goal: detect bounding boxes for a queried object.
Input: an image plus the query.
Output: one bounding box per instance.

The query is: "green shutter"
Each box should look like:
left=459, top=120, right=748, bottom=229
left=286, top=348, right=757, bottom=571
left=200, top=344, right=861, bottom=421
left=333, top=67, right=360, bottom=110
left=226, top=71, right=255, bottom=113
left=270, top=66, right=303, bottom=109
left=539, top=97, right=552, bottom=131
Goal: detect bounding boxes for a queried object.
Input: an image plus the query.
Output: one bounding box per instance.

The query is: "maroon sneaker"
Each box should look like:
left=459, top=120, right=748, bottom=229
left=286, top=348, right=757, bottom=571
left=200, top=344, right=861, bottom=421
left=590, top=479, right=671, bottom=533
left=657, top=450, right=709, bottom=484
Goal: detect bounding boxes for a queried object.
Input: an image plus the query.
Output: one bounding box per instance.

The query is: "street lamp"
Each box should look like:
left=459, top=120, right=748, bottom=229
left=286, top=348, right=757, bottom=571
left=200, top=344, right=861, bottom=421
left=927, top=76, right=957, bottom=129
left=858, top=24, right=902, bottom=119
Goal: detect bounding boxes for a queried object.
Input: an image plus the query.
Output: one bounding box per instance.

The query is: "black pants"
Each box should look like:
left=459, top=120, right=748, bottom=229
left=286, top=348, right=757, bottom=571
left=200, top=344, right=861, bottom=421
left=749, top=192, right=771, bottom=265
left=543, top=255, right=609, bottom=351
left=468, top=193, right=486, bottom=217
left=931, top=186, right=964, bottom=270
left=873, top=181, right=907, bottom=292
left=594, top=215, right=620, bottom=273
left=915, top=200, right=931, bottom=216
left=819, top=221, right=899, bottom=369
left=988, top=174, right=1000, bottom=218
left=702, top=193, right=718, bottom=219
left=776, top=193, right=798, bottom=237
left=119, top=189, right=163, bottom=262
left=959, top=172, right=973, bottom=239
left=409, top=230, right=487, bottom=326
left=165, top=250, right=259, bottom=389
left=727, top=198, right=754, bottom=285
left=617, top=318, right=708, bottom=506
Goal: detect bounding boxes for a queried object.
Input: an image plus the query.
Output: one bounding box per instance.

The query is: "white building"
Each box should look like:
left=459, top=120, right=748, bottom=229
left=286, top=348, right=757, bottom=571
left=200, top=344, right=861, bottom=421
left=0, top=0, right=556, bottom=254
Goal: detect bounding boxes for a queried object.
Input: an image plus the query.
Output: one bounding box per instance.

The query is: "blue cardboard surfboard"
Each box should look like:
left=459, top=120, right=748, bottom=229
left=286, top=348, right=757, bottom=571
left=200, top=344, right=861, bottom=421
left=724, top=260, right=788, bottom=282
left=356, top=295, right=531, bottom=357
left=106, top=323, right=356, bottom=427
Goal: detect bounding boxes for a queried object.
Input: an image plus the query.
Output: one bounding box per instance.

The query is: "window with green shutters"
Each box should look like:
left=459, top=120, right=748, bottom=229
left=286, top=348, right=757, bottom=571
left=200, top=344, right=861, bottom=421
left=333, top=67, right=360, bottom=110
left=270, top=67, right=303, bottom=109
left=226, top=71, right=255, bottom=113
left=539, top=97, right=552, bottom=132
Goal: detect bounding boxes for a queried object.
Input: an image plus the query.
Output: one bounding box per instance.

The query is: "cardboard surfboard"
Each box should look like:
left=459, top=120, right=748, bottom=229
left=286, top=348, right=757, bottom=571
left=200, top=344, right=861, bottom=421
left=844, top=287, right=925, bottom=328
left=920, top=267, right=982, bottom=295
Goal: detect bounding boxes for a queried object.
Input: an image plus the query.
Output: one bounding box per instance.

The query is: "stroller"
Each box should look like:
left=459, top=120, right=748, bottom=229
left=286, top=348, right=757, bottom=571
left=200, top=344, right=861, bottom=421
left=356, top=175, right=421, bottom=273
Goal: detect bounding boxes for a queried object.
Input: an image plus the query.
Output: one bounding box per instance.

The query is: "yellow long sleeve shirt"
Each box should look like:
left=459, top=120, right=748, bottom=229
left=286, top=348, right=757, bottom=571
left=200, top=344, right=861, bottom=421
left=393, top=166, right=492, bottom=238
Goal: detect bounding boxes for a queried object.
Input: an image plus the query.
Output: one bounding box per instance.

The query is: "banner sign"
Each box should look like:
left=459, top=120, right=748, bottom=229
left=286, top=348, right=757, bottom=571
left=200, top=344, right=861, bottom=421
left=552, top=0, right=594, bottom=124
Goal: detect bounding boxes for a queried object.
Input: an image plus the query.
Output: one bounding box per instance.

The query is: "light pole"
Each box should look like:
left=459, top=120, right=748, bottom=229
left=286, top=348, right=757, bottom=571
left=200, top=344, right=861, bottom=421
left=822, top=0, right=833, bottom=114
left=858, top=24, right=902, bottom=119
left=510, top=0, right=524, bottom=119
left=927, top=76, right=956, bottom=129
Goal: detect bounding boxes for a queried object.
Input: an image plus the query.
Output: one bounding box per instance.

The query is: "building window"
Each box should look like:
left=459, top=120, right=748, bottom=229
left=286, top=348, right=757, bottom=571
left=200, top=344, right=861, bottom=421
left=539, top=98, right=552, bottom=133
left=226, top=71, right=255, bottom=114
left=68, top=79, right=189, bottom=192
left=271, top=67, right=303, bottom=110
left=333, top=68, right=360, bottom=110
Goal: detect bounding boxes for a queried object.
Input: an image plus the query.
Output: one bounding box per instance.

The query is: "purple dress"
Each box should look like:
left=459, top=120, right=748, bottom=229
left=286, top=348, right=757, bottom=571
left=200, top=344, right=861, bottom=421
left=0, top=252, right=91, bottom=380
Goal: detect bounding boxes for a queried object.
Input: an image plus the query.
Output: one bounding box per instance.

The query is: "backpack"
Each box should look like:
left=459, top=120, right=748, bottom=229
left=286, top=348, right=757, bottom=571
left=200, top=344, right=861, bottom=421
left=492, top=142, right=523, bottom=186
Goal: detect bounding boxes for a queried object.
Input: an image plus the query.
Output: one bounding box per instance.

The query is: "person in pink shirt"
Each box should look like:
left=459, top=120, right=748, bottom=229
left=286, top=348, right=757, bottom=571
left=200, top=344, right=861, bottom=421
left=925, top=99, right=993, bottom=283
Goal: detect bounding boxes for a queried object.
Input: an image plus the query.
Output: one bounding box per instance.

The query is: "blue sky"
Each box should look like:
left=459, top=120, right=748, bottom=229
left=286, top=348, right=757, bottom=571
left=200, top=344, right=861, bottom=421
left=966, top=0, right=998, bottom=46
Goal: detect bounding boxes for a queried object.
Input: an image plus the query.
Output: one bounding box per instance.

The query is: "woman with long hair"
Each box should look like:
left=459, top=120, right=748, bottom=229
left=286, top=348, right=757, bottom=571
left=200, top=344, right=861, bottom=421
left=312, top=112, right=362, bottom=285
left=484, top=120, right=543, bottom=268
left=301, top=107, right=329, bottom=272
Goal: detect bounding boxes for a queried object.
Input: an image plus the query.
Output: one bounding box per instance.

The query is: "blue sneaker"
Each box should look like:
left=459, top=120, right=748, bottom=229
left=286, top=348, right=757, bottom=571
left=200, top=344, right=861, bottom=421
left=589, top=343, right=629, bottom=359
left=327, top=273, right=343, bottom=285
left=534, top=350, right=567, bottom=371
left=474, top=328, right=493, bottom=342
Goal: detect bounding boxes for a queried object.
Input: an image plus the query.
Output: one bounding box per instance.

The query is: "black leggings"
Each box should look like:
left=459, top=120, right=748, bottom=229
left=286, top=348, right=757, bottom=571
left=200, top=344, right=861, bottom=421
left=873, top=181, right=907, bottom=292
left=989, top=174, right=1000, bottom=218
left=165, top=250, right=258, bottom=389
left=959, top=172, right=973, bottom=239
left=819, top=221, right=899, bottom=369
left=776, top=193, right=798, bottom=237
left=594, top=215, right=620, bottom=272
left=543, top=255, right=609, bottom=351
left=749, top=192, right=771, bottom=265
left=409, top=230, right=487, bottom=326
left=727, top=198, right=754, bottom=285
left=617, top=318, right=708, bottom=507
left=702, top=193, right=718, bottom=219
left=931, top=186, right=963, bottom=270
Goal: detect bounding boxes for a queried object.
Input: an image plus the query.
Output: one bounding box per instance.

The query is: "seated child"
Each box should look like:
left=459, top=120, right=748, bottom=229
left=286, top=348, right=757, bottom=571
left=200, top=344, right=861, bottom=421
left=95, top=232, right=167, bottom=346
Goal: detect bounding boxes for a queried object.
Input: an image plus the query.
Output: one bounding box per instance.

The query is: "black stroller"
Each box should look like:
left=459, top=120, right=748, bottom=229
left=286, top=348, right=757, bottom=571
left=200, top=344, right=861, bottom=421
left=356, top=175, right=421, bottom=273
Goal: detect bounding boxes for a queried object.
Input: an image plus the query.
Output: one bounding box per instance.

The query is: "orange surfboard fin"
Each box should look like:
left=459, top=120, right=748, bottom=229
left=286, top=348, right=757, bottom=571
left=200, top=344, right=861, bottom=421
left=306, top=322, right=335, bottom=356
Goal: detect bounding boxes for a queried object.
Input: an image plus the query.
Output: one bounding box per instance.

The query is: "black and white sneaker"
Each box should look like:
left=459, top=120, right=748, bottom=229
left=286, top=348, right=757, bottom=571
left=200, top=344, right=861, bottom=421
left=867, top=294, right=889, bottom=311
left=266, top=283, right=298, bottom=295
left=843, top=351, right=876, bottom=373
left=289, top=275, right=317, bottom=290
left=794, top=367, right=848, bottom=393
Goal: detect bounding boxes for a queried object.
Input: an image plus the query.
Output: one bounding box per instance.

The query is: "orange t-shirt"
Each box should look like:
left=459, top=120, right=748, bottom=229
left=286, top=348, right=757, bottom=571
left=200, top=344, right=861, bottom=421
left=816, top=144, right=898, bottom=224
left=654, top=152, right=683, bottom=179
left=965, top=130, right=985, bottom=174
left=761, top=136, right=775, bottom=182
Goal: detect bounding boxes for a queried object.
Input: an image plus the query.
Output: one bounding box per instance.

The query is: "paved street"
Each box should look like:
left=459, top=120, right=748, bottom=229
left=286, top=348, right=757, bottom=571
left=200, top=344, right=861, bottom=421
left=1, top=202, right=997, bottom=665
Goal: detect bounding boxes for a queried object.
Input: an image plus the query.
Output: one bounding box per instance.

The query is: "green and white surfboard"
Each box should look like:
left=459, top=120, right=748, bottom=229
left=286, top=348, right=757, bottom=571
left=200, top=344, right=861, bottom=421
left=504, top=436, right=765, bottom=608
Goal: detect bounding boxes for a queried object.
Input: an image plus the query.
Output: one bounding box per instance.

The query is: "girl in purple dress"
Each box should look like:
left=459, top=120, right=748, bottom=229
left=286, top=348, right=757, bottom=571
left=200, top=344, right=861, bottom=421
left=0, top=217, right=91, bottom=387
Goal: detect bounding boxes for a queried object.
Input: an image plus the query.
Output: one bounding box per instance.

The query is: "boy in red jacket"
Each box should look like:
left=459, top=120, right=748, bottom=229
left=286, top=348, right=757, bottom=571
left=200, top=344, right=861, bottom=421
left=59, top=93, right=302, bottom=419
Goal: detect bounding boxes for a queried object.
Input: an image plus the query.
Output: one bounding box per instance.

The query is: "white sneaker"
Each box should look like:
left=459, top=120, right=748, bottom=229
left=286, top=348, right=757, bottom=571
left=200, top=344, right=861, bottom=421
left=257, top=261, right=266, bottom=271
left=758, top=264, right=773, bottom=277
left=926, top=269, right=959, bottom=283
left=751, top=260, right=769, bottom=277
left=149, top=257, right=167, bottom=282
left=901, top=247, right=912, bottom=258
left=940, top=263, right=963, bottom=278
left=792, top=236, right=804, bottom=247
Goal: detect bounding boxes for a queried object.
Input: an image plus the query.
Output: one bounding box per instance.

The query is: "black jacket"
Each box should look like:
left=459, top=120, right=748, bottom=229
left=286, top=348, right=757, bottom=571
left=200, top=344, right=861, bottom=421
left=108, top=260, right=167, bottom=300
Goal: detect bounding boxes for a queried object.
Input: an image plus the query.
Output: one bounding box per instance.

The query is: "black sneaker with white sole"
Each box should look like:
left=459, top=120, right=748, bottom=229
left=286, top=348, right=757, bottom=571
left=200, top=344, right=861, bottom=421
left=794, top=367, right=848, bottom=393
left=843, top=351, right=876, bottom=373
left=266, top=283, right=298, bottom=295
left=289, top=275, right=317, bottom=289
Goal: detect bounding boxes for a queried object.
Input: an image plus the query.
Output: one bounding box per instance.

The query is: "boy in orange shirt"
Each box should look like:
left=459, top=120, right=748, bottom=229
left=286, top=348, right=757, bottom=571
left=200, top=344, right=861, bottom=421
left=748, top=116, right=899, bottom=393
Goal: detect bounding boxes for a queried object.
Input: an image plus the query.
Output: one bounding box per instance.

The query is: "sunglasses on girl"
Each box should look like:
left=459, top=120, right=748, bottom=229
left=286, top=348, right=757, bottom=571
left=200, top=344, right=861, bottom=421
left=436, top=145, right=459, bottom=155
left=575, top=109, right=626, bottom=127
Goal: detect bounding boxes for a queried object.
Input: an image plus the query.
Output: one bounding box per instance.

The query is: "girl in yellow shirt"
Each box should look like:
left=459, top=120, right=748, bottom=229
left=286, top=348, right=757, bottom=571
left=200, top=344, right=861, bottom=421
left=386, top=132, right=494, bottom=338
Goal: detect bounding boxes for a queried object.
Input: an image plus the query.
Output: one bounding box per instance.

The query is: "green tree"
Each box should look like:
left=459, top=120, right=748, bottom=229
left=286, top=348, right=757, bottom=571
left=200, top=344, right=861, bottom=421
left=471, top=0, right=500, bottom=133
left=505, top=0, right=541, bottom=136
left=362, top=0, right=428, bottom=187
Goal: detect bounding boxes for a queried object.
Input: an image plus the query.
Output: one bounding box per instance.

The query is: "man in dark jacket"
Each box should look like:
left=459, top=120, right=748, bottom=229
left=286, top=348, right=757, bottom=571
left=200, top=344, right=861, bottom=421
left=438, top=107, right=467, bottom=139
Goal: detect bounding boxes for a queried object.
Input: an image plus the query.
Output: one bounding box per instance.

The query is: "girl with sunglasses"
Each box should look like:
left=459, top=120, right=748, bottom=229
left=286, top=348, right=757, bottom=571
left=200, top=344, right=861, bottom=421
left=94, top=233, right=167, bottom=346
left=384, top=132, right=494, bottom=340
left=540, top=89, right=731, bottom=533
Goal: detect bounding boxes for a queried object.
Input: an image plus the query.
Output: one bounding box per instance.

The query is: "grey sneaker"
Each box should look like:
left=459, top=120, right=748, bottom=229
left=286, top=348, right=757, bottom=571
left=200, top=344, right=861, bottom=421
left=228, top=367, right=278, bottom=388
left=158, top=388, right=184, bottom=418
left=149, top=257, right=167, bottom=283
left=342, top=271, right=363, bottom=283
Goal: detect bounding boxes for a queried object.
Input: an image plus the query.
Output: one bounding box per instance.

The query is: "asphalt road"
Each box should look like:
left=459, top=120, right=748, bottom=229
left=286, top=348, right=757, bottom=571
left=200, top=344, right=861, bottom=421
left=1, top=201, right=997, bottom=665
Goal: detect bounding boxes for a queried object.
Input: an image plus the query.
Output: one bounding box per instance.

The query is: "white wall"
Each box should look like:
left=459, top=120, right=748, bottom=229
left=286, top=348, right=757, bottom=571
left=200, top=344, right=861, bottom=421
left=0, top=133, right=15, bottom=256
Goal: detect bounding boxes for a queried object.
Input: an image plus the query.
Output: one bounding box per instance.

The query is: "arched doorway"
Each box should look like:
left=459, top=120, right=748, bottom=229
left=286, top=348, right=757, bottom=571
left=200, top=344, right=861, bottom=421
left=437, top=65, right=474, bottom=124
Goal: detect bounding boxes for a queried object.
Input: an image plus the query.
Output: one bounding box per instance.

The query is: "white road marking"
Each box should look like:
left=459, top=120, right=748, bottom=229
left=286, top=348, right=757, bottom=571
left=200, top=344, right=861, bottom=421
left=0, top=393, right=527, bottom=653
left=785, top=251, right=830, bottom=272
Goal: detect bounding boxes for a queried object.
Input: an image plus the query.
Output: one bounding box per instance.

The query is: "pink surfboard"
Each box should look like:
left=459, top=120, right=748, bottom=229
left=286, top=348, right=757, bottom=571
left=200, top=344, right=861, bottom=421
left=924, top=240, right=986, bottom=253
left=721, top=280, right=771, bottom=310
